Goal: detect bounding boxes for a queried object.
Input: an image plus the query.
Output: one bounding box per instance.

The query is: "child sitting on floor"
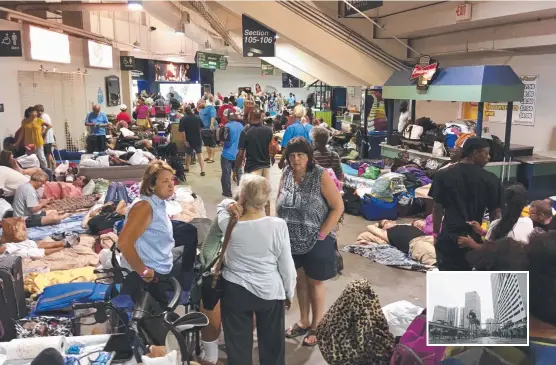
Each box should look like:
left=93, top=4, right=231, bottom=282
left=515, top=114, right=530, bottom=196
left=0, top=234, right=79, bottom=258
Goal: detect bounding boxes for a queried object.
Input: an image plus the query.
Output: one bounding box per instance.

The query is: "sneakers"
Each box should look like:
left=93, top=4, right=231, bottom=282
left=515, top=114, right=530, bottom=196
left=62, top=232, right=80, bottom=248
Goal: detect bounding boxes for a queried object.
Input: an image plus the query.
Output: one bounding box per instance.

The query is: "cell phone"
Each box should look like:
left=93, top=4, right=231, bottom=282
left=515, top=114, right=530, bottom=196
left=103, top=333, right=133, bottom=362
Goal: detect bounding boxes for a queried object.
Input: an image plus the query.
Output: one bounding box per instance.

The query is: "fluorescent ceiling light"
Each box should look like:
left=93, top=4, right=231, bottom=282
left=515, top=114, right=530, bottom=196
left=175, top=22, right=185, bottom=35
left=275, top=34, right=280, bottom=39
left=133, top=40, right=140, bottom=51
left=127, top=0, right=143, bottom=11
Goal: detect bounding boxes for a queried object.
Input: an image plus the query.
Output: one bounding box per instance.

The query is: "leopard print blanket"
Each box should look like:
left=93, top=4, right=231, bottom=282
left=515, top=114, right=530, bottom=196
left=316, top=279, right=395, bottom=365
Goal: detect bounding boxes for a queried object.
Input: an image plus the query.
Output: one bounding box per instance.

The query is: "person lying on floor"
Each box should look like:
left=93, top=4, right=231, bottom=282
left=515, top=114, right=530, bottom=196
left=82, top=200, right=127, bottom=229
left=457, top=184, right=534, bottom=250
left=0, top=147, right=53, bottom=181
left=366, top=219, right=427, bottom=254
left=0, top=235, right=79, bottom=258
left=12, top=171, right=72, bottom=228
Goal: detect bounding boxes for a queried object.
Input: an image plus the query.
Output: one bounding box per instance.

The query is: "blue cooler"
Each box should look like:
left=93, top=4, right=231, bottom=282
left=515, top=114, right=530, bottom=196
left=360, top=195, right=398, bottom=221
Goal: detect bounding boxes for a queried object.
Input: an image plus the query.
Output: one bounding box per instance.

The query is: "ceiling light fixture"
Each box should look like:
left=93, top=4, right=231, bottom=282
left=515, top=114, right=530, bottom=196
left=127, top=0, right=143, bottom=11
left=133, top=40, right=140, bottom=51
left=275, top=34, right=280, bottom=39
left=175, top=21, right=185, bottom=35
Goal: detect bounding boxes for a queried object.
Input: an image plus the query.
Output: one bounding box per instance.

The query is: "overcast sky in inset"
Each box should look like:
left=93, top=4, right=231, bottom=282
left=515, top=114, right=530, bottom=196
left=427, top=271, right=494, bottom=324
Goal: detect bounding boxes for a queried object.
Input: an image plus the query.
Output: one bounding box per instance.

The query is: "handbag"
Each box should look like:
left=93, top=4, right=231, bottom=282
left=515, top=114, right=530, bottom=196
left=200, top=217, right=237, bottom=311
left=432, top=141, right=446, bottom=157
left=1, top=217, right=27, bottom=244
left=336, top=249, right=344, bottom=274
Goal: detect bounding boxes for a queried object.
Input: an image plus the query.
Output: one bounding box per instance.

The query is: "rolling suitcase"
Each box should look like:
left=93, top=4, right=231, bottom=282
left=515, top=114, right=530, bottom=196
left=0, top=256, right=28, bottom=341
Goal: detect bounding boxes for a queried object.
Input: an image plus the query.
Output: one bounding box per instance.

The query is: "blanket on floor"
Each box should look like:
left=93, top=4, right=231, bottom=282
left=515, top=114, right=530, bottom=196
left=46, top=195, right=100, bottom=213
left=0, top=213, right=88, bottom=242
left=22, top=234, right=99, bottom=274
left=343, top=242, right=435, bottom=272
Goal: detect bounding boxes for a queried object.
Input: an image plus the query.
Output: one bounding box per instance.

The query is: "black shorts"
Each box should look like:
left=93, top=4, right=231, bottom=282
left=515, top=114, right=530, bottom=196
left=26, top=212, right=46, bottom=228
left=293, top=235, right=337, bottom=281
left=43, top=143, right=53, bottom=156
left=201, top=130, right=216, bottom=148
left=87, top=135, right=107, bottom=153
left=186, top=144, right=202, bottom=155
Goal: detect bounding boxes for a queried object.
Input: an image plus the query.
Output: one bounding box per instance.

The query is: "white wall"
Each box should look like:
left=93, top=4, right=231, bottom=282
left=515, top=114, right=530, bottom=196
left=416, top=101, right=460, bottom=124
left=429, top=53, right=556, bottom=152
left=214, top=67, right=309, bottom=101
left=0, top=19, right=123, bottom=144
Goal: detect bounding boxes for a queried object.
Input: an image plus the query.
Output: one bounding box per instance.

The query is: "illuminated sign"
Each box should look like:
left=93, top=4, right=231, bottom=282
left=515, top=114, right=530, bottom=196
left=411, top=56, right=438, bottom=91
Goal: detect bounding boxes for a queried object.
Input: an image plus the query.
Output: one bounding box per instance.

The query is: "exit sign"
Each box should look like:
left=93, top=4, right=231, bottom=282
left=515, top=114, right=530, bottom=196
left=455, top=4, right=472, bottom=22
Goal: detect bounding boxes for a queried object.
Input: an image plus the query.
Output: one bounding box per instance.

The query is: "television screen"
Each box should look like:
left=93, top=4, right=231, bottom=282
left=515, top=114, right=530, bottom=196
left=28, top=25, right=70, bottom=64
left=159, top=83, right=202, bottom=105
left=87, top=40, right=113, bottom=69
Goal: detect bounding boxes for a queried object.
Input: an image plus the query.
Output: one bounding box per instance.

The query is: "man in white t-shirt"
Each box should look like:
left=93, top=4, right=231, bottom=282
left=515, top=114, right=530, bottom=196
left=0, top=166, right=30, bottom=198
left=35, top=104, right=56, bottom=170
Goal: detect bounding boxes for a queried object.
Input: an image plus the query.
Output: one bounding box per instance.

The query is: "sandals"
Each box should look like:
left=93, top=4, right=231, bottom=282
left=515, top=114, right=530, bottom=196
left=206, top=159, right=215, bottom=164
left=302, top=329, right=318, bottom=347
left=285, top=323, right=308, bottom=339
left=201, top=172, right=206, bottom=177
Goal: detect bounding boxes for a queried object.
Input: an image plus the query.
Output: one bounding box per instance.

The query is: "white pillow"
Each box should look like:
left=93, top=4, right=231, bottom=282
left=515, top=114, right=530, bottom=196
left=82, top=180, right=95, bottom=196
left=120, top=127, right=135, bottom=138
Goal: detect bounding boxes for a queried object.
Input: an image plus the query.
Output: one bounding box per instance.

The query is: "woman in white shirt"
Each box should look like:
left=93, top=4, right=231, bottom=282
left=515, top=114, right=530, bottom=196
left=397, top=100, right=410, bottom=132
left=459, top=184, right=534, bottom=249
left=217, top=174, right=296, bottom=365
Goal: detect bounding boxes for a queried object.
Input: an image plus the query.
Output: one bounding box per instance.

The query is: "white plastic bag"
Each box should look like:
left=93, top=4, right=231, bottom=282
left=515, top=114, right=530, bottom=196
left=129, top=151, right=149, bottom=165
left=432, top=141, right=446, bottom=157
left=382, top=300, right=424, bottom=337
left=54, top=161, right=69, bottom=175
left=120, top=127, right=135, bottom=138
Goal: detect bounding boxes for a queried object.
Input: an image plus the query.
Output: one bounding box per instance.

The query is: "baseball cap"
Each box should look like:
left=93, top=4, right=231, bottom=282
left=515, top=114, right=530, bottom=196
left=120, top=104, right=127, bottom=110
left=461, top=137, right=490, bottom=157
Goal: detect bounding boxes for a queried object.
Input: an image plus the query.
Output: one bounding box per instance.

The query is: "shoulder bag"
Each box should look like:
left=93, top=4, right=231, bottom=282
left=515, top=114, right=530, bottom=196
left=200, top=216, right=238, bottom=311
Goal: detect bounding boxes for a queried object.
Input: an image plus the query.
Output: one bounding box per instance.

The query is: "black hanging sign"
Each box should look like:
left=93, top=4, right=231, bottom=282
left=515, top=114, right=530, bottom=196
left=340, top=1, right=383, bottom=17
left=120, top=56, right=135, bottom=71
left=242, top=15, right=276, bottom=57
left=0, top=31, right=22, bottom=57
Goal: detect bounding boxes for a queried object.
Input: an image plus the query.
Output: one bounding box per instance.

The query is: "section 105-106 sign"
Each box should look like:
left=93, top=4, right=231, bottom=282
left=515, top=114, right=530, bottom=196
left=242, top=14, right=276, bottom=57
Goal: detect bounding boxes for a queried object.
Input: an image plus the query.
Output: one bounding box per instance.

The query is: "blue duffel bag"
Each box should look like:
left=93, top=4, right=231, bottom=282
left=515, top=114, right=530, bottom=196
left=33, top=282, right=119, bottom=315
left=360, top=195, right=398, bottom=221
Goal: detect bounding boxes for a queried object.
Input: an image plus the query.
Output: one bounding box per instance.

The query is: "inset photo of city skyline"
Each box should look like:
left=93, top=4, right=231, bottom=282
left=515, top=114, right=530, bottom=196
left=426, top=271, right=529, bottom=346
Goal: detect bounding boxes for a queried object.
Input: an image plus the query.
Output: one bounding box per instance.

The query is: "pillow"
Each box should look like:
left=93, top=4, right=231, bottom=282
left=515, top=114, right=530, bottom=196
left=82, top=180, right=95, bottom=196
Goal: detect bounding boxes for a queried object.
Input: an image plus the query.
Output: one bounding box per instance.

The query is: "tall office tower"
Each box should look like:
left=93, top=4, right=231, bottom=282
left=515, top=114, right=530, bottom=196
left=491, top=273, right=527, bottom=330
left=465, top=291, right=482, bottom=328
left=486, top=318, right=494, bottom=333
left=459, top=307, right=465, bottom=328
left=432, top=305, right=448, bottom=323
left=447, top=307, right=457, bottom=326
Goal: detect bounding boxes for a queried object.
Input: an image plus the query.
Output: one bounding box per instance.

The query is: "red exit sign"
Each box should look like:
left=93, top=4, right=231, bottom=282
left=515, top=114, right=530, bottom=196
left=455, top=4, right=472, bottom=22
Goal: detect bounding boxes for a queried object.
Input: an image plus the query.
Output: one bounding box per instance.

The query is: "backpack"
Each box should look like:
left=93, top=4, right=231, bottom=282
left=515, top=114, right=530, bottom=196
left=403, top=125, right=424, bottom=140
left=168, top=155, right=186, bottom=182
left=390, top=313, right=446, bottom=365
left=342, top=186, right=361, bottom=216
left=488, top=135, right=505, bottom=162
left=218, top=125, right=231, bottom=142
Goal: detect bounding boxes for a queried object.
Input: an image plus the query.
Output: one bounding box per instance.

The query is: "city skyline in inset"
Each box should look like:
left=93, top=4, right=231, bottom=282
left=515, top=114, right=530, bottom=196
left=428, top=272, right=494, bottom=325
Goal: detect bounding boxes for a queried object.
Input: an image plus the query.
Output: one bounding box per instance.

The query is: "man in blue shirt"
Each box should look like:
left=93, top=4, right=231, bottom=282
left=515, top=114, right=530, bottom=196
left=281, top=105, right=311, bottom=148
left=199, top=100, right=217, bottom=163
left=84, top=104, right=109, bottom=153
left=220, top=110, right=244, bottom=197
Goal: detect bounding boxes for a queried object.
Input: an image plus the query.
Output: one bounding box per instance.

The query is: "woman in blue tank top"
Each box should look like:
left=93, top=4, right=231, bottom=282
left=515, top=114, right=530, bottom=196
left=119, top=161, right=175, bottom=286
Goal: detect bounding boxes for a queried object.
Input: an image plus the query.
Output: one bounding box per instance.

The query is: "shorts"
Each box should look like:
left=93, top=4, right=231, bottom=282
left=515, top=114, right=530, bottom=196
left=202, top=130, right=216, bottom=148
left=136, top=118, right=151, bottom=128
left=292, top=235, right=337, bottom=281
left=3, top=239, right=44, bottom=258
left=26, top=212, right=46, bottom=228
left=43, top=143, right=53, bottom=156
left=186, top=144, right=202, bottom=155
left=249, top=167, right=270, bottom=179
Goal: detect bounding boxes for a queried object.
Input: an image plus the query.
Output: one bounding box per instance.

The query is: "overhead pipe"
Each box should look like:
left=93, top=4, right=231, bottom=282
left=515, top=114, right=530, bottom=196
left=15, top=3, right=130, bottom=12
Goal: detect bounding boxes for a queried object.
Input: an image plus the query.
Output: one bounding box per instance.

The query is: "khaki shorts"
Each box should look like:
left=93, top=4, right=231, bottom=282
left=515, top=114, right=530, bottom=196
left=250, top=168, right=270, bottom=179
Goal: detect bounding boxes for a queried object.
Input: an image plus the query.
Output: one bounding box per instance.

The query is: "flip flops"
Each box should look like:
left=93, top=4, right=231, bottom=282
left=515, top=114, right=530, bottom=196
left=285, top=323, right=308, bottom=339
left=302, top=329, right=318, bottom=347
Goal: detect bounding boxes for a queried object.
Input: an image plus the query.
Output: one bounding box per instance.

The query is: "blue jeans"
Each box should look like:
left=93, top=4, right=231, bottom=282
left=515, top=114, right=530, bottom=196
left=221, top=156, right=240, bottom=196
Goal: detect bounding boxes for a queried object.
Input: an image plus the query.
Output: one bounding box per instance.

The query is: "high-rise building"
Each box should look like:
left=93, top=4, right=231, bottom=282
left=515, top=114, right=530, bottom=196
left=459, top=307, right=465, bottom=328
left=486, top=318, right=494, bottom=333
left=447, top=307, right=457, bottom=326
left=491, top=273, right=527, bottom=330
left=433, top=305, right=448, bottom=323
left=465, top=291, right=481, bottom=328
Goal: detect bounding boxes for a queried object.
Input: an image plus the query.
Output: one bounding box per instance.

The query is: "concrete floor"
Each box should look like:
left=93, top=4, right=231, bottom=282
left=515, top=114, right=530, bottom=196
left=185, top=151, right=427, bottom=364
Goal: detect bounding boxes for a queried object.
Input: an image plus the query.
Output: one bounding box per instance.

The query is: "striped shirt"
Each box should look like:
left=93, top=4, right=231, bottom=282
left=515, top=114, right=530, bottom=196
left=313, top=149, right=344, bottom=181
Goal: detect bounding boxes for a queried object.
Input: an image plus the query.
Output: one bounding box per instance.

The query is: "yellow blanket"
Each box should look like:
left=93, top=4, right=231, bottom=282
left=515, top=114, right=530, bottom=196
left=24, top=266, right=97, bottom=297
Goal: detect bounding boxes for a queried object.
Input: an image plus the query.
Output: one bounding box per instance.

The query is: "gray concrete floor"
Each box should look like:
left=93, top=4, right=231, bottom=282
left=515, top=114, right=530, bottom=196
left=186, top=150, right=427, bottom=364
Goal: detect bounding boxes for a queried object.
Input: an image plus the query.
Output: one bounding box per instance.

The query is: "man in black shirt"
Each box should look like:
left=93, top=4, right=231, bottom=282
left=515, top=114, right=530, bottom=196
left=429, top=137, right=502, bottom=271
left=178, top=106, right=205, bottom=176
left=235, top=107, right=273, bottom=215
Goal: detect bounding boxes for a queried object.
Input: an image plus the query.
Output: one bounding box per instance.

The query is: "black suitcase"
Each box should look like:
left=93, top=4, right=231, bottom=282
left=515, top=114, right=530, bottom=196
left=0, top=256, right=28, bottom=341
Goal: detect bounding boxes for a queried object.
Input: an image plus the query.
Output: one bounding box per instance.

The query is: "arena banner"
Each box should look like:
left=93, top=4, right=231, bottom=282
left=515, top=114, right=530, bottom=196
left=242, top=14, right=276, bottom=57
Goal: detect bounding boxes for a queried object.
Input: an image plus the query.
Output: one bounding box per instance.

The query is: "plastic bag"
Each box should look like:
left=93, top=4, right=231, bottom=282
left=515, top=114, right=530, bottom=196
left=54, top=161, right=69, bottom=175
left=382, top=300, right=423, bottom=337
left=362, top=166, right=381, bottom=180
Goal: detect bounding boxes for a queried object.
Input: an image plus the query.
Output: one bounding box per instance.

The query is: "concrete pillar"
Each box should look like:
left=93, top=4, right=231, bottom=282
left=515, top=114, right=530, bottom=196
left=120, top=51, right=134, bottom=110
